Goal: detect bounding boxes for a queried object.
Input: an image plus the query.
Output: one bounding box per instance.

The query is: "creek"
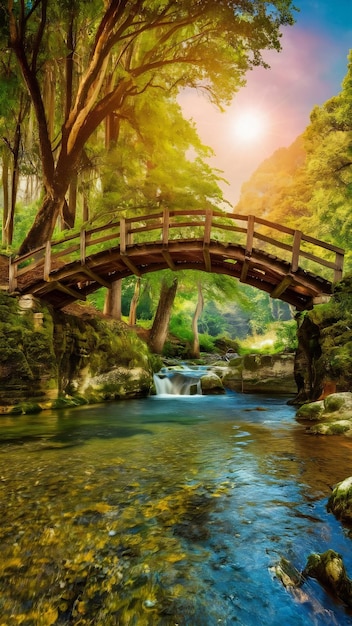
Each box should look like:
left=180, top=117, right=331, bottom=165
left=1, top=390, right=352, bottom=625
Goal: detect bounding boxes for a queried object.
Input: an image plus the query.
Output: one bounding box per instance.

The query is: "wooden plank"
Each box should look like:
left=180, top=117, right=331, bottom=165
left=270, top=275, right=294, bottom=299
left=254, top=215, right=295, bottom=236
left=301, top=232, right=345, bottom=254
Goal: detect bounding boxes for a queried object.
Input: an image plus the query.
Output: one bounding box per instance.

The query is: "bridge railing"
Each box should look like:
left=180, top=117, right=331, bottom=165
left=9, top=208, right=344, bottom=292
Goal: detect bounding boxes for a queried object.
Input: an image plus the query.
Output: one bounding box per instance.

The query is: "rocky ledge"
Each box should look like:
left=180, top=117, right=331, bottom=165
left=296, top=391, right=352, bottom=436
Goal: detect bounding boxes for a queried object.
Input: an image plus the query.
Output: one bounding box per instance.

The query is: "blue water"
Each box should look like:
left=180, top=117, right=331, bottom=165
left=0, top=391, right=352, bottom=624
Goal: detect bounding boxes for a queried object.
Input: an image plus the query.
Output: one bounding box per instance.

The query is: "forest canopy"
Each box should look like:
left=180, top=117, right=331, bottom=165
left=0, top=0, right=296, bottom=253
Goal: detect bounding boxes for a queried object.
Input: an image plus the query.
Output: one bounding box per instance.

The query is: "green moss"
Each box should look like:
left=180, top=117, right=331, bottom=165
left=20, top=403, right=42, bottom=415
left=296, top=401, right=325, bottom=420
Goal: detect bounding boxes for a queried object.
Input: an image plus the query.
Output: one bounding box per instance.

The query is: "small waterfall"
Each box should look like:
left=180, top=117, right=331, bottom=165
left=153, top=366, right=207, bottom=396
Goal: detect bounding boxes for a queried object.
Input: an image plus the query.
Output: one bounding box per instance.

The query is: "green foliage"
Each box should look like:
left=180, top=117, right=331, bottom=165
left=235, top=51, right=352, bottom=275
left=273, top=320, right=298, bottom=352
left=199, top=334, right=216, bottom=353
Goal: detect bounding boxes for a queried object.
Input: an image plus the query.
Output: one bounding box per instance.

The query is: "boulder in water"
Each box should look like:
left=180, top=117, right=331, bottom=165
left=200, top=372, right=225, bottom=395
left=327, top=476, right=352, bottom=522
left=303, top=549, right=352, bottom=607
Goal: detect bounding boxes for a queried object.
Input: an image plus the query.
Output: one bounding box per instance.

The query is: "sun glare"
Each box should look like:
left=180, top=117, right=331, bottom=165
left=232, top=109, right=268, bottom=143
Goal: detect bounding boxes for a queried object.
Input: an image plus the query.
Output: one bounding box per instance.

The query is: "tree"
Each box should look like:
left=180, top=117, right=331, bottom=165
left=149, top=273, right=178, bottom=354
left=190, top=280, right=204, bottom=358
left=3, top=0, right=295, bottom=254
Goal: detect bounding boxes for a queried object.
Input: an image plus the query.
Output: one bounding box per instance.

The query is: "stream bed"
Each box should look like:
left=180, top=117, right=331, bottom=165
left=1, top=391, right=352, bottom=625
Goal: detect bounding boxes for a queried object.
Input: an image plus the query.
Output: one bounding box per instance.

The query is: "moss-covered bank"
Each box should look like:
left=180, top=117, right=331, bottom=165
left=0, top=293, right=157, bottom=414
left=294, top=276, right=352, bottom=404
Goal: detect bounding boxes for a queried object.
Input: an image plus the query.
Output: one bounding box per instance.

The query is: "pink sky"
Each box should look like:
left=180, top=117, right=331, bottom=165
left=179, top=25, right=350, bottom=206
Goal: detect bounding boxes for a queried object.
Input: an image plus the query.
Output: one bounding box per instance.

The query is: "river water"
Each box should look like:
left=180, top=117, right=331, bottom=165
left=1, top=391, right=352, bottom=625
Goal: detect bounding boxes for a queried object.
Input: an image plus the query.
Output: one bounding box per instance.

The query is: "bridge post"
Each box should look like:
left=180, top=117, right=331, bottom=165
left=162, top=207, right=170, bottom=246
left=203, top=209, right=212, bottom=272
left=245, top=215, right=255, bottom=255
left=120, top=217, right=127, bottom=253
left=43, top=241, right=52, bottom=281
left=334, top=252, right=344, bottom=283
left=8, top=256, right=17, bottom=293
left=291, top=230, right=302, bottom=272
left=80, top=229, right=86, bottom=264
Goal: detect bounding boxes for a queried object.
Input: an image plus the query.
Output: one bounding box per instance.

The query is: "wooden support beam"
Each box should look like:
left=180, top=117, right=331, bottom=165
left=240, top=257, right=250, bottom=283
left=270, top=274, right=294, bottom=299
left=80, top=266, right=111, bottom=289
left=162, top=249, right=176, bottom=270
left=31, top=280, right=86, bottom=301
left=120, top=254, right=141, bottom=276
left=203, top=246, right=212, bottom=272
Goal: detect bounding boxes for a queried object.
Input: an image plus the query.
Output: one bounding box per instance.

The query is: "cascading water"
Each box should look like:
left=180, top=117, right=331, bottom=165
left=153, top=364, right=208, bottom=396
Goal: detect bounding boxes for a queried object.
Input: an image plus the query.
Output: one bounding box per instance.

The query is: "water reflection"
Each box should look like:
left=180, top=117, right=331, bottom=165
left=0, top=392, right=352, bottom=624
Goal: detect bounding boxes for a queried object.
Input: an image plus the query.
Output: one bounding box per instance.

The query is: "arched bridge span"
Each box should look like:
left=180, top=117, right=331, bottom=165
left=9, top=209, right=344, bottom=310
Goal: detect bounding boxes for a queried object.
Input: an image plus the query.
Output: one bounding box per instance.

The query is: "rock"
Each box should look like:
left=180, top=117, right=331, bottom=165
left=200, top=372, right=225, bottom=395
left=271, top=557, right=303, bottom=588
left=327, top=476, right=352, bottom=522
left=303, top=549, right=352, bottom=607
left=296, top=400, right=325, bottom=421
left=241, top=353, right=296, bottom=394
left=0, top=293, right=154, bottom=412
left=296, top=392, right=352, bottom=436
left=216, top=353, right=296, bottom=394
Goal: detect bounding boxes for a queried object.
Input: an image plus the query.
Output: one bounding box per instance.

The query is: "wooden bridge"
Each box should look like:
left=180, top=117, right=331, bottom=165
left=8, top=209, right=344, bottom=310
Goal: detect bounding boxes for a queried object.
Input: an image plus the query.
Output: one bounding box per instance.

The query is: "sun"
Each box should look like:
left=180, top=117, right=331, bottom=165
left=231, top=109, right=268, bottom=143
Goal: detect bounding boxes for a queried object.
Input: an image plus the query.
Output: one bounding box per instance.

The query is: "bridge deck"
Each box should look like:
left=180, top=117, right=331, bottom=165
left=8, top=210, right=344, bottom=310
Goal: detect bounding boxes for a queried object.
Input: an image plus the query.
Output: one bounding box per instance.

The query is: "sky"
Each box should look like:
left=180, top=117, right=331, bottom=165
left=179, top=0, right=352, bottom=206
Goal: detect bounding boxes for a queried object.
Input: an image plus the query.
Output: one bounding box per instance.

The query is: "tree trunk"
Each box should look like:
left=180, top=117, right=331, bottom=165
left=18, top=193, right=65, bottom=254
left=190, top=281, right=204, bottom=358
left=1, top=150, right=10, bottom=247
left=103, top=279, right=122, bottom=320
left=63, top=171, right=78, bottom=230
left=149, top=277, right=178, bottom=354
left=128, top=277, right=141, bottom=326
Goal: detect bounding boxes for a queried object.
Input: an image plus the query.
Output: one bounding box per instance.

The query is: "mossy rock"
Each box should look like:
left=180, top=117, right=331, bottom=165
left=201, top=372, right=225, bottom=394
left=308, top=420, right=352, bottom=436
left=327, top=477, right=352, bottom=522
left=324, top=392, right=352, bottom=414
left=296, top=401, right=325, bottom=421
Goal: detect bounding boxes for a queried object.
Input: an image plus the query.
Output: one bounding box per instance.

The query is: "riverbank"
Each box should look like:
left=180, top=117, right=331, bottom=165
left=0, top=291, right=298, bottom=415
